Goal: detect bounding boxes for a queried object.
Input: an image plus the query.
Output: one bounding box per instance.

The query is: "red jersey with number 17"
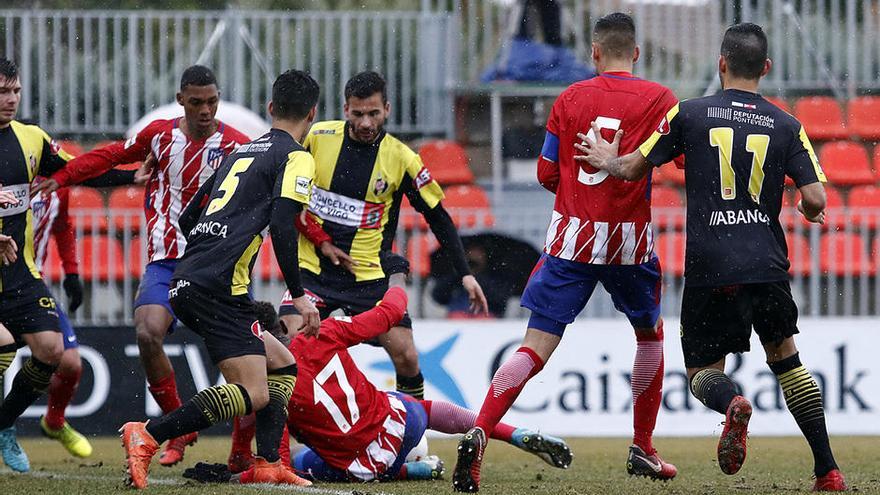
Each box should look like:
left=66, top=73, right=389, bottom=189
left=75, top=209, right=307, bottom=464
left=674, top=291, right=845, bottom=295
left=537, top=71, right=679, bottom=265
left=286, top=288, right=409, bottom=480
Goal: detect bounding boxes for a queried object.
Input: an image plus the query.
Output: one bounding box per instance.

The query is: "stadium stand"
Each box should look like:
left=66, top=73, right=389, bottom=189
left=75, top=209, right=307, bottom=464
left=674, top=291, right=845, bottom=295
left=818, top=141, right=875, bottom=186
left=406, top=233, right=439, bottom=278
left=794, top=96, right=848, bottom=140
left=652, top=162, right=685, bottom=186
left=846, top=96, right=880, bottom=140
left=418, top=140, right=476, bottom=185
left=441, top=184, right=495, bottom=229
left=848, top=185, right=880, bottom=228
left=69, top=186, right=108, bottom=233
left=108, top=186, right=145, bottom=232
left=80, top=236, right=126, bottom=281
left=654, top=232, right=685, bottom=277
left=651, top=185, right=685, bottom=229
left=820, top=232, right=874, bottom=276
left=786, top=232, right=812, bottom=276
left=764, top=96, right=792, bottom=114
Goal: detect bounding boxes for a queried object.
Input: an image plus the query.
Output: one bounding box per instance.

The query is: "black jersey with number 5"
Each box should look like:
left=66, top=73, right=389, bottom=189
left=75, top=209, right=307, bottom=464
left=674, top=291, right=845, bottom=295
left=638, top=89, right=826, bottom=287
left=174, top=128, right=315, bottom=296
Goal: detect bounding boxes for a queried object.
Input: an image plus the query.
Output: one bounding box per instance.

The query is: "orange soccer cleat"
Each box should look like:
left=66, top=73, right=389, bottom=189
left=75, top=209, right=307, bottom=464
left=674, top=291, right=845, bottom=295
left=813, top=469, right=848, bottom=492
left=717, top=396, right=752, bottom=475
left=245, top=457, right=312, bottom=486
left=120, top=422, right=159, bottom=489
left=158, top=431, right=198, bottom=466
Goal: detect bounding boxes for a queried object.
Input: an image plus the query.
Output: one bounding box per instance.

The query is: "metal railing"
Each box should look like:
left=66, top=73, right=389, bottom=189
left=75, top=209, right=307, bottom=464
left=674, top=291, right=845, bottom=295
left=0, top=9, right=455, bottom=137
left=53, top=205, right=879, bottom=327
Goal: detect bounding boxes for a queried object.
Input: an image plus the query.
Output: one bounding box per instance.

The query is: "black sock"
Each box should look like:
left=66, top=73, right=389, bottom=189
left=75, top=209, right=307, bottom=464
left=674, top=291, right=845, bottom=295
left=396, top=372, right=424, bottom=400
left=256, top=365, right=297, bottom=462
left=0, top=357, right=56, bottom=430
left=147, top=383, right=251, bottom=444
left=769, top=353, right=838, bottom=476
left=689, top=368, right=738, bottom=415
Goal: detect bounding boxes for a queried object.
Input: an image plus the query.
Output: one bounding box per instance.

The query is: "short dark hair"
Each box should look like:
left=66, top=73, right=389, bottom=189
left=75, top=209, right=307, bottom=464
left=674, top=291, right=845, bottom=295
left=271, top=69, right=320, bottom=120
left=344, top=71, right=387, bottom=103
left=0, top=58, right=19, bottom=82
left=593, top=12, right=636, bottom=59
left=179, top=65, right=217, bottom=91
left=254, top=301, right=287, bottom=340
left=721, top=23, right=769, bottom=80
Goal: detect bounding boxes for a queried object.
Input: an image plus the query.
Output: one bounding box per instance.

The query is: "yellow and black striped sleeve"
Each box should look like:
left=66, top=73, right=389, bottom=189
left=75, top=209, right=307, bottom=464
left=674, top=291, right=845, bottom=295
left=403, top=153, right=444, bottom=211
left=275, top=150, right=315, bottom=205
left=785, top=125, right=827, bottom=186
left=639, top=103, right=683, bottom=167
left=36, top=126, right=73, bottom=177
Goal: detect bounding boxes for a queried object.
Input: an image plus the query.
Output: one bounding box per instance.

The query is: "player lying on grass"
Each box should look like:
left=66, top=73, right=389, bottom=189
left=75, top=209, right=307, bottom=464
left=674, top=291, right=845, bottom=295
left=188, top=286, right=571, bottom=483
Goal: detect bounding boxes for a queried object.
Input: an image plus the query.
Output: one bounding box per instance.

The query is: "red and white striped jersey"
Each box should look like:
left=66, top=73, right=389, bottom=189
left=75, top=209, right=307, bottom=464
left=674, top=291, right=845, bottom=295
left=537, top=72, right=679, bottom=265
left=52, top=118, right=249, bottom=263
left=31, top=177, right=78, bottom=275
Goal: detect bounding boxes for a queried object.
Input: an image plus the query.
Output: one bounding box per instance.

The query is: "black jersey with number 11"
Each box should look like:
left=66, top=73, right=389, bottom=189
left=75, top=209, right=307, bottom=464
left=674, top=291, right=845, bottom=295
left=174, top=128, right=315, bottom=296
left=638, top=89, right=826, bottom=287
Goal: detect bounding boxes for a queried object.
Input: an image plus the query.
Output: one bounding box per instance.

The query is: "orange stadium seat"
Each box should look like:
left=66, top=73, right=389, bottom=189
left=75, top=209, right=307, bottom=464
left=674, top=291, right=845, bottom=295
left=109, top=186, right=145, bottom=232
left=80, top=236, right=126, bottom=281
left=399, top=196, right=428, bottom=231
left=257, top=237, right=282, bottom=281
left=126, top=237, right=145, bottom=278
left=819, top=141, right=875, bottom=186
left=786, top=233, right=812, bottom=275
left=764, top=96, right=791, bottom=114
left=418, top=140, right=475, bottom=186
left=57, top=140, right=85, bottom=157
left=652, top=163, right=685, bottom=186
left=872, top=145, right=880, bottom=180
left=43, top=241, right=65, bottom=282
left=68, top=186, right=108, bottom=233
left=820, top=232, right=875, bottom=276
left=847, top=96, right=880, bottom=140
left=794, top=96, right=848, bottom=140
left=441, top=184, right=495, bottom=229
left=654, top=232, right=685, bottom=277
left=651, top=185, right=685, bottom=230
left=848, top=185, right=880, bottom=229
left=406, top=234, right=438, bottom=278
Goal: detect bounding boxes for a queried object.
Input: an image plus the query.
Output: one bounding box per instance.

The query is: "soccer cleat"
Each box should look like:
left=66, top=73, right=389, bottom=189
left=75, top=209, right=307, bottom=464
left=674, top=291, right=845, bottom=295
left=813, top=469, right=848, bottom=492
left=452, top=427, right=486, bottom=493
left=511, top=428, right=572, bottom=469
left=626, top=445, right=677, bottom=480
left=245, top=456, right=312, bottom=486
left=404, top=455, right=446, bottom=480
left=0, top=426, right=30, bottom=473
left=717, top=395, right=752, bottom=475
left=227, top=449, right=256, bottom=474
left=158, top=431, right=197, bottom=467
left=120, top=421, right=159, bottom=489
left=40, top=416, right=93, bottom=458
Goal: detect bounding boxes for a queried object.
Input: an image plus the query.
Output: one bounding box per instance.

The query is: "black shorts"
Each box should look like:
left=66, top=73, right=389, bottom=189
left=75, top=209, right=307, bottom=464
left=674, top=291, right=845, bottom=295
left=0, top=279, right=61, bottom=344
left=680, top=281, right=799, bottom=368
left=279, top=270, right=413, bottom=330
left=168, top=279, right=265, bottom=364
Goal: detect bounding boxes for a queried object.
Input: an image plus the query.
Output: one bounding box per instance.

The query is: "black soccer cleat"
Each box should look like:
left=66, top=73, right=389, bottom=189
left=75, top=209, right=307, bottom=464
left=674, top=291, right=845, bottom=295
left=626, top=445, right=677, bottom=480
left=453, top=427, right=486, bottom=493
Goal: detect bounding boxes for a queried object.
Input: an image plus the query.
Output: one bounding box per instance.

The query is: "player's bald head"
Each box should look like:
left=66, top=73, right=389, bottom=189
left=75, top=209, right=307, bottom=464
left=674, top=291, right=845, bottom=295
left=592, top=12, right=636, bottom=59
left=721, top=23, right=768, bottom=80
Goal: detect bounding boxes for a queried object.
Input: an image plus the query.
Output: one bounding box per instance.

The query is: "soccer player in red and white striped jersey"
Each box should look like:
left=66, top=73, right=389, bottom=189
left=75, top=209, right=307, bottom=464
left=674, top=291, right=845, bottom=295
left=35, top=65, right=250, bottom=466
left=453, top=13, right=680, bottom=493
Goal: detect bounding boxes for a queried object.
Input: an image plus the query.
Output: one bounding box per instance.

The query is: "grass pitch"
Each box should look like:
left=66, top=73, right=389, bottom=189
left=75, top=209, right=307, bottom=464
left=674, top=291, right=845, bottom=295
left=0, top=436, right=877, bottom=494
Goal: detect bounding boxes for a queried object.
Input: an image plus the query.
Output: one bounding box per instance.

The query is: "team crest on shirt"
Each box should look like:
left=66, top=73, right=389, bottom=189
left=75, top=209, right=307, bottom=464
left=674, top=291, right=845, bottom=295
left=373, top=175, right=388, bottom=196
left=656, top=117, right=670, bottom=135
left=250, top=320, right=264, bottom=340
left=206, top=148, right=226, bottom=170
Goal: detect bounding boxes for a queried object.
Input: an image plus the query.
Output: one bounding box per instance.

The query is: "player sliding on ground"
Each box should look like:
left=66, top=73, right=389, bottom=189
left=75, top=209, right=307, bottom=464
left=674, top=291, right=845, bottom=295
left=576, top=22, right=846, bottom=493
left=188, top=286, right=571, bottom=484
left=453, top=13, right=679, bottom=493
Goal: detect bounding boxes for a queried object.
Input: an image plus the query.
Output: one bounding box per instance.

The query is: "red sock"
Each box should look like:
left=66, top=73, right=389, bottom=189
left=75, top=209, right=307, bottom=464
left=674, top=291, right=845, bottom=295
left=474, top=347, right=544, bottom=439
left=45, top=368, right=82, bottom=430
left=420, top=399, right=517, bottom=442
left=148, top=371, right=183, bottom=414
left=278, top=423, right=290, bottom=464
left=232, top=413, right=257, bottom=453
left=632, top=321, right=665, bottom=454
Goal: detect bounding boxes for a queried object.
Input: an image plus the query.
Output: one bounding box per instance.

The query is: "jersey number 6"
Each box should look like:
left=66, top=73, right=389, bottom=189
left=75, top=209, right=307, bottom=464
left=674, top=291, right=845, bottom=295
left=206, top=157, right=254, bottom=216
left=578, top=116, right=622, bottom=186
left=709, top=127, right=770, bottom=203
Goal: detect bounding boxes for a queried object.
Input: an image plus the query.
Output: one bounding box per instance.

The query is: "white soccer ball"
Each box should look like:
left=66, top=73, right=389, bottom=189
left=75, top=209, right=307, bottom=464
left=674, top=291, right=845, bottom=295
left=406, top=434, right=429, bottom=461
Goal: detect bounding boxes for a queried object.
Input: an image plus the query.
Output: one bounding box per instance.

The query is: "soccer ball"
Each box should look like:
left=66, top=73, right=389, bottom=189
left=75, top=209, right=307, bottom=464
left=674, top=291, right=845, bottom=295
left=406, top=434, right=429, bottom=461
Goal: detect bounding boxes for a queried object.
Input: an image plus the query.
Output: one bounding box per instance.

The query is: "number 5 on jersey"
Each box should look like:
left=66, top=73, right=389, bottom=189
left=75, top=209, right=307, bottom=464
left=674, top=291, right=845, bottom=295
left=578, top=116, right=622, bottom=186
left=206, top=157, right=254, bottom=215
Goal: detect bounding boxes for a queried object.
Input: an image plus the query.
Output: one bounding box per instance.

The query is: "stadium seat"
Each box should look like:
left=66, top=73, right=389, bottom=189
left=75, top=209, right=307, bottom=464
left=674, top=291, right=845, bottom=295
left=818, top=141, right=875, bottom=186
left=68, top=186, right=108, bottom=233
left=126, top=237, right=145, bottom=278
left=57, top=140, right=85, bottom=157
left=108, top=186, right=145, bottom=233
left=794, top=97, right=848, bottom=140
left=785, top=232, right=812, bottom=275
left=654, top=232, right=685, bottom=277
left=80, top=236, right=126, bottom=281
left=257, top=237, right=282, bottom=281
left=652, top=163, right=685, bottom=186
left=651, top=185, right=685, bottom=230
left=406, top=234, right=438, bottom=278
left=872, top=145, right=880, bottom=180
left=399, top=196, right=428, bottom=231
left=418, top=140, right=475, bottom=186
left=819, top=232, right=874, bottom=276
left=764, top=96, right=791, bottom=114
left=43, top=241, right=65, bottom=282
left=847, top=185, right=880, bottom=229
left=441, top=184, right=495, bottom=229
left=847, top=96, right=880, bottom=140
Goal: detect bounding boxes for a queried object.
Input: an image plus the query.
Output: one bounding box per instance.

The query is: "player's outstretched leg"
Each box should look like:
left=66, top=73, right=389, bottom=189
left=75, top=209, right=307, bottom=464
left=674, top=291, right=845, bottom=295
left=399, top=456, right=446, bottom=480
left=41, top=348, right=92, bottom=458
left=768, top=352, right=846, bottom=492
left=688, top=367, right=750, bottom=475
left=510, top=429, right=572, bottom=469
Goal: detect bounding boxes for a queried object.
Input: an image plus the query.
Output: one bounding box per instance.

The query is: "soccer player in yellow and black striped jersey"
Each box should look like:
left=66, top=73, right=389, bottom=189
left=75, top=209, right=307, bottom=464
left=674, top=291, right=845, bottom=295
left=0, top=58, right=75, bottom=473
left=277, top=71, right=488, bottom=400
left=576, top=24, right=846, bottom=492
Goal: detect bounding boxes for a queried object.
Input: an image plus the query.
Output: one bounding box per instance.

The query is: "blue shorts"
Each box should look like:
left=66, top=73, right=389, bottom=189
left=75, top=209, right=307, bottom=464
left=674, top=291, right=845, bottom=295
left=521, top=254, right=662, bottom=335
left=134, top=260, right=178, bottom=331
left=57, top=306, right=78, bottom=350
left=292, top=392, right=428, bottom=482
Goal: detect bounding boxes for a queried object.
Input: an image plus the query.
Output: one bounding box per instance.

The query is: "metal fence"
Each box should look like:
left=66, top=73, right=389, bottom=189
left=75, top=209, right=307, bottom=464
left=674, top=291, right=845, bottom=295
left=0, top=9, right=455, bottom=137
left=54, top=204, right=879, bottom=327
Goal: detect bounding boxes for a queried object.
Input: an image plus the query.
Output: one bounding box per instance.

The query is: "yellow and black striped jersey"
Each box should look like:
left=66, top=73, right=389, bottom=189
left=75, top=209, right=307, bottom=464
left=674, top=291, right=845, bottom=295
left=301, top=120, right=445, bottom=283
left=0, top=121, right=72, bottom=292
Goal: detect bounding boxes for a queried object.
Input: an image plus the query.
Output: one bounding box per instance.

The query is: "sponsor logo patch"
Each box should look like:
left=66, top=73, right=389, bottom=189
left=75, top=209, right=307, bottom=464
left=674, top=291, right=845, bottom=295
left=295, top=176, right=312, bottom=196
left=309, top=187, right=385, bottom=229
left=413, top=167, right=433, bottom=190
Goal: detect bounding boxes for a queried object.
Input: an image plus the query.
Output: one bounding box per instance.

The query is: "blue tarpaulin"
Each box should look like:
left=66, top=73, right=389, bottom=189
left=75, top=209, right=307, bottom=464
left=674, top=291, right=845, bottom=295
left=480, top=36, right=595, bottom=84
